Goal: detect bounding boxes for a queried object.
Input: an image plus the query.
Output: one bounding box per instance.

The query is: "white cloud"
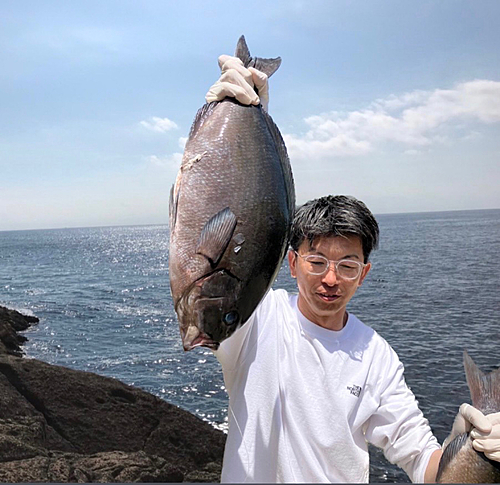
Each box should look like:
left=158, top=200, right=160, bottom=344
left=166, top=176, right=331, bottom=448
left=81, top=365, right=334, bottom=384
left=284, top=80, right=500, bottom=163
left=147, top=153, right=182, bottom=169
left=463, top=131, right=483, bottom=141
left=371, top=90, right=430, bottom=111
left=145, top=137, right=187, bottom=171
left=404, top=149, right=419, bottom=156
left=284, top=131, right=372, bottom=159
left=140, top=117, right=179, bottom=133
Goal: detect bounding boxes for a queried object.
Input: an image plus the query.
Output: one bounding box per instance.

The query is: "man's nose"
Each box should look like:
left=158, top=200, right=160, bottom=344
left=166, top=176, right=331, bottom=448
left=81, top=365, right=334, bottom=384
left=321, top=264, right=338, bottom=286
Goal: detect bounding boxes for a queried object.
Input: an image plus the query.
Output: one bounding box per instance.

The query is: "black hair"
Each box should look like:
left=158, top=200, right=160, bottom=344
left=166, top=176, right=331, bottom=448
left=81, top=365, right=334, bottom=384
left=290, top=195, right=379, bottom=263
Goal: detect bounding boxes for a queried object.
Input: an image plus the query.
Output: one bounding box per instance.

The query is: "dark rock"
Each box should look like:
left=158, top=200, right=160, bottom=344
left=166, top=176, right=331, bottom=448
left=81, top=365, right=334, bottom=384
left=0, top=306, right=226, bottom=482
left=0, top=451, right=187, bottom=483
left=0, top=306, right=38, bottom=356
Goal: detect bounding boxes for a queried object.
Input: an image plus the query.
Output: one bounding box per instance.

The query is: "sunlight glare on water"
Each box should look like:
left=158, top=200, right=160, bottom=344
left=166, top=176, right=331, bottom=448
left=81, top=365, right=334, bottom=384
left=1, top=210, right=499, bottom=482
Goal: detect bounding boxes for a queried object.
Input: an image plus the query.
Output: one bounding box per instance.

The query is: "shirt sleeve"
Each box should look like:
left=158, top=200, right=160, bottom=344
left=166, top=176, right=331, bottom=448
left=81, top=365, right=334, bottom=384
left=213, top=288, right=275, bottom=371
left=364, top=343, right=441, bottom=483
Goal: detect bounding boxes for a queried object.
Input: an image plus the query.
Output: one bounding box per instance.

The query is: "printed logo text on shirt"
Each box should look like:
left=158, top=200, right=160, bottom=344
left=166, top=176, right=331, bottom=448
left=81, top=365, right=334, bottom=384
left=347, top=384, right=362, bottom=397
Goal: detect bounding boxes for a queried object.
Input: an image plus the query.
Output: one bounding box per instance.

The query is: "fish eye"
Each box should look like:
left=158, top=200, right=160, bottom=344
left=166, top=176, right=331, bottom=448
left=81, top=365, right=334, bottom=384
left=223, top=311, right=239, bottom=326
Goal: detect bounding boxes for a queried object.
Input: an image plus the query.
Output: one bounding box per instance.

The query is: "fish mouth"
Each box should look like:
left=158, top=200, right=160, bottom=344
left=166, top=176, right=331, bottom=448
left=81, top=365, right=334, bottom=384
left=184, top=335, right=220, bottom=351
left=182, top=325, right=220, bottom=351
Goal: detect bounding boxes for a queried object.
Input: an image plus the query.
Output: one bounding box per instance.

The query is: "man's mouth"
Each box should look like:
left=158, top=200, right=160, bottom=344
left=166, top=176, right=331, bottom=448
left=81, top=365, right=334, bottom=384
left=317, top=293, right=340, bottom=302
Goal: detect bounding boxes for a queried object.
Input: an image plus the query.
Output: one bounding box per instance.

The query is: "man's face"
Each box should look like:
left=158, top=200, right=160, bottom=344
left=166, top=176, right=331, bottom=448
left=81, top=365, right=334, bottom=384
left=288, top=235, right=371, bottom=330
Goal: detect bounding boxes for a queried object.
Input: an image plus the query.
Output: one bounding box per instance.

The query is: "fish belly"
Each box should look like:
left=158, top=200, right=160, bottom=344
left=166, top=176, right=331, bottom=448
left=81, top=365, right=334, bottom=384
left=438, top=437, right=500, bottom=483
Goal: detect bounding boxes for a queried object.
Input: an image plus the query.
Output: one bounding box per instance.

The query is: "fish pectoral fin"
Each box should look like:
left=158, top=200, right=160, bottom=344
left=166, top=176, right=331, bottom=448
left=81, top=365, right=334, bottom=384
left=436, top=433, right=469, bottom=482
left=196, top=207, right=237, bottom=268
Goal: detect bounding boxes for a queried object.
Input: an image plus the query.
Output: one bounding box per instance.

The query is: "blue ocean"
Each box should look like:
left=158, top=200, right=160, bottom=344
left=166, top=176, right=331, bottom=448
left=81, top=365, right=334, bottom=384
left=1, top=208, right=499, bottom=482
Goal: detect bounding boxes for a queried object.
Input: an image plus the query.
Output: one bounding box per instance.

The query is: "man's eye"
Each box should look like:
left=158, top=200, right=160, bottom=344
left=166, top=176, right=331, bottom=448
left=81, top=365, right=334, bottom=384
left=339, top=262, right=358, bottom=269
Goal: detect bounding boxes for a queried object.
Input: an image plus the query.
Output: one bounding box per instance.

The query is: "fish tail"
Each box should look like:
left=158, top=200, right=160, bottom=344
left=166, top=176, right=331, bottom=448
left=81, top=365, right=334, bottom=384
left=464, top=351, right=500, bottom=415
left=235, top=35, right=282, bottom=78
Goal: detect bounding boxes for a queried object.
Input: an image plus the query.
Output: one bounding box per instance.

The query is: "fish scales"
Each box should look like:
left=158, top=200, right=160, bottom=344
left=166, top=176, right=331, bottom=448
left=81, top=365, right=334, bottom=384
left=171, top=102, right=289, bottom=290
left=169, top=36, right=295, bottom=351
left=437, top=351, right=500, bottom=483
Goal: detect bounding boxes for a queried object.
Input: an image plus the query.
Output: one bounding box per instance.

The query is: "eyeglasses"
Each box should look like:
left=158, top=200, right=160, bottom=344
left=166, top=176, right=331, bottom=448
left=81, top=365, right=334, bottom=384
left=294, top=251, right=366, bottom=280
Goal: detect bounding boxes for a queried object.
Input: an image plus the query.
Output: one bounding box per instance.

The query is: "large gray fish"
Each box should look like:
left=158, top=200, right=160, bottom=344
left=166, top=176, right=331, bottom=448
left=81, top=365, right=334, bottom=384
left=437, top=351, right=500, bottom=483
left=169, top=36, right=295, bottom=351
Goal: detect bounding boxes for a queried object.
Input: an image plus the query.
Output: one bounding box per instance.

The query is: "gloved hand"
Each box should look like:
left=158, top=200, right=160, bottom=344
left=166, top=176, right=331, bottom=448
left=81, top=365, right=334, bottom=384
left=443, top=404, right=500, bottom=462
left=470, top=410, right=500, bottom=462
left=205, top=55, right=270, bottom=111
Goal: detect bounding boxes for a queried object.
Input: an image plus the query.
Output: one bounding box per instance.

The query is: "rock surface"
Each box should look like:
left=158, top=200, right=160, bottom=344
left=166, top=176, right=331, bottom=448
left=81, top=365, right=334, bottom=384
left=0, top=306, right=39, bottom=356
left=0, top=306, right=226, bottom=482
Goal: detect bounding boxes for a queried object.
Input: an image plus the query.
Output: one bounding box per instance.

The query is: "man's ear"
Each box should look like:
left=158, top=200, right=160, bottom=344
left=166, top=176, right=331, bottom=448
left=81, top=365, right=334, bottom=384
left=358, top=262, right=371, bottom=287
left=288, top=249, right=297, bottom=278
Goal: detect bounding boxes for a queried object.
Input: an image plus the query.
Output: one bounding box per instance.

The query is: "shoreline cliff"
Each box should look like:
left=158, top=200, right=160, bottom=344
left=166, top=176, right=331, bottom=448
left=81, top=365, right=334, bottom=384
left=0, top=306, right=225, bottom=482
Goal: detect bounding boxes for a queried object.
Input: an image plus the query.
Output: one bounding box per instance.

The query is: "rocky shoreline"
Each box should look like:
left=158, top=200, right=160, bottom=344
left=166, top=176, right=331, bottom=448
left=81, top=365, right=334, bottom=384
left=0, top=306, right=226, bottom=482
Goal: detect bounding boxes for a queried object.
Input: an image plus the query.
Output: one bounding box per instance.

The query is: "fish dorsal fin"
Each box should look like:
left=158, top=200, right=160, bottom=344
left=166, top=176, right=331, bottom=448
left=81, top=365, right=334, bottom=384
left=261, top=109, right=295, bottom=221
left=464, top=351, right=500, bottom=414
left=188, top=102, right=218, bottom=141
left=196, top=207, right=237, bottom=268
left=235, top=35, right=282, bottom=79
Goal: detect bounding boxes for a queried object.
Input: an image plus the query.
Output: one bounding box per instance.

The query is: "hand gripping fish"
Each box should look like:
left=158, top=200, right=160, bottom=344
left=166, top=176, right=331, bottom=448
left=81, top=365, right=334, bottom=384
left=169, top=36, right=295, bottom=351
left=437, top=351, right=500, bottom=483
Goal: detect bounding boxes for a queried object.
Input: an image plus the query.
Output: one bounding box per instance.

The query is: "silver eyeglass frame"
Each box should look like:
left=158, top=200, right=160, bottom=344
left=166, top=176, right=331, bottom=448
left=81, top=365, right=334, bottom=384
left=293, top=251, right=366, bottom=280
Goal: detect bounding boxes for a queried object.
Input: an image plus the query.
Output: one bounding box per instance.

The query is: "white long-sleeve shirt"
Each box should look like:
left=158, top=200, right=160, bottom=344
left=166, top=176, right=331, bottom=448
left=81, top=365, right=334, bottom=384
left=214, top=288, right=440, bottom=483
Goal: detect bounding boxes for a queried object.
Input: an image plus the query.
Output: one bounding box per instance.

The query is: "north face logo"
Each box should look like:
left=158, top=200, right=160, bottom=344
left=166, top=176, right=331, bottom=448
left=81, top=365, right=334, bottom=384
left=347, top=384, right=362, bottom=397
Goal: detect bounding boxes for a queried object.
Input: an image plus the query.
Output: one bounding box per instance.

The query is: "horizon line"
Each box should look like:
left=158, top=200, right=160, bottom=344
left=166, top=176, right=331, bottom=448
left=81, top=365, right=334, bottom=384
left=1, top=207, right=499, bottom=234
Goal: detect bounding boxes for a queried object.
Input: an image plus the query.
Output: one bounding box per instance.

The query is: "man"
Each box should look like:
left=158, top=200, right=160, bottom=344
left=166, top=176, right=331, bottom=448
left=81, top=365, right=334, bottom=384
left=204, top=54, right=500, bottom=482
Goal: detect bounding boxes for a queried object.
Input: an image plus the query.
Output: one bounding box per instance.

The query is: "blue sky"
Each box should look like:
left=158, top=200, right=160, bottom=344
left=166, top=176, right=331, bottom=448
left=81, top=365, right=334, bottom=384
left=1, top=0, right=499, bottom=230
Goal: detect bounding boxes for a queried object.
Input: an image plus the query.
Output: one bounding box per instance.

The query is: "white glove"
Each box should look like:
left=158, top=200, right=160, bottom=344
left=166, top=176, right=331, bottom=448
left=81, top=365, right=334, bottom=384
left=205, top=55, right=270, bottom=111
left=470, top=410, right=500, bottom=462
left=444, top=404, right=500, bottom=462
left=443, top=403, right=490, bottom=449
